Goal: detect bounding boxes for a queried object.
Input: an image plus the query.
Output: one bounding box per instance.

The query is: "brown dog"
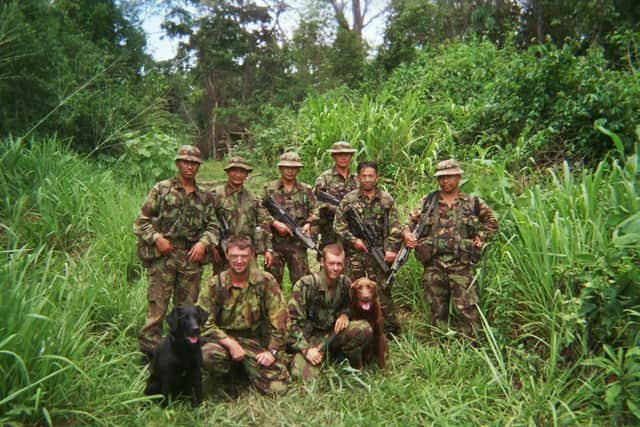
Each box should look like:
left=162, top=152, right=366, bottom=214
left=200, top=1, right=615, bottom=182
left=350, top=277, right=387, bottom=369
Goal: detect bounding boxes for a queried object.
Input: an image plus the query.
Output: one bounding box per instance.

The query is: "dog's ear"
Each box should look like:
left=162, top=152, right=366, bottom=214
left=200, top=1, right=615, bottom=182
left=197, top=306, right=209, bottom=326
left=166, top=307, right=179, bottom=332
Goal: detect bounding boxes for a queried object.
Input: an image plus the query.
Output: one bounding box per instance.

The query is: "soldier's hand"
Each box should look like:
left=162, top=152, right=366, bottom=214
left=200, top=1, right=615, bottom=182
left=222, top=338, right=245, bottom=361
left=155, top=236, right=173, bottom=255
left=302, top=222, right=311, bottom=235
left=403, top=230, right=418, bottom=248
left=472, top=235, right=484, bottom=248
left=264, top=251, right=273, bottom=268
left=212, top=247, right=222, bottom=263
left=354, top=238, right=368, bottom=253
left=256, top=351, right=275, bottom=367
left=304, top=346, right=324, bottom=366
left=273, top=220, right=293, bottom=236
left=188, top=241, right=206, bottom=263
left=384, top=250, right=397, bottom=263
left=334, top=314, right=349, bottom=334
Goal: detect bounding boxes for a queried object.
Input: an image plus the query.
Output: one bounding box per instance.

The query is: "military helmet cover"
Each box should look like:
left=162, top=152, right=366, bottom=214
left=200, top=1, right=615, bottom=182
left=434, top=159, right=464, bottom=177
left=224, top=156, right=253, bottom=172
left=327, top=141, right=357, bottom=154
left=175, top=145, right=203, bottom=164
left=277, top=152, right=304, bottom=168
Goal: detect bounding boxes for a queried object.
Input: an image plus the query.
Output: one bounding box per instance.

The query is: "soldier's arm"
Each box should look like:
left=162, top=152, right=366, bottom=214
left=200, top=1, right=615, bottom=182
left=254, top=196, right=272, bottom=254
left=385, top=200, right=403, bottom=253
left=133, top=184, right=163, bottom=244
left=266, top=277, right=290, bottom=351
left=333, top=199, right=357, bottom=247
left=199, top=192, right=221, bottom=249
left=477, top=198, right=499, bottom=241
left=287, top=279, right=310, bottom=352
left=303, top=187, right=318, bottom=226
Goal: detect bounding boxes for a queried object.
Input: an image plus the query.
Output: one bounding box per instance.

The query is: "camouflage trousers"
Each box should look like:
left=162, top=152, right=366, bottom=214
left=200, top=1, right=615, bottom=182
left=422, top=257, right=479, bottom=334
left=290, top=320, right=373, bottom=381
left=138, top=249, right=203, bottom=351
left=201, top=337, right=289, bottom=395
left=347, top=251, right=400, bottom=334
left=267, top=241, right=309, bottom=287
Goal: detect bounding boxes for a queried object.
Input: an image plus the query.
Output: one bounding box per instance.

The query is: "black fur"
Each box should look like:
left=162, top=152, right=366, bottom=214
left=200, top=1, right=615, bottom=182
left=144, top=304, right=209, bottom=406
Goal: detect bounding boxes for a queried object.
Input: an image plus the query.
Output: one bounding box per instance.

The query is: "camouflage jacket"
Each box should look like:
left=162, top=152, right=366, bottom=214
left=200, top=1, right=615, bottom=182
left=333, top=188, right=403, bottom=253
left=409, top=191, right=499, bottom=263
left=199, top=267, right=289, bottom=351
left=313, top=167, right=358, bottom=220
left=287, top=272, right=352, bottom=352
left=263, top=179, right=317, bottom=246
left=212, top=183, right=272, bottom=254
left=133, top=177, right=219, bottom=248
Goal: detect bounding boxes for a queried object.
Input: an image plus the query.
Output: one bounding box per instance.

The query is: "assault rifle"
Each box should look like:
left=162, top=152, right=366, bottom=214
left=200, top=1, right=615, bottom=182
left=345, top=207, right=390, bottom=274
left=384, top=191, right=439, bottom=287
left=316, top=190, right=341, bottom=207
left=215, top=210, right=230, bottom=257
left=262, top=196, right=318, bottom=252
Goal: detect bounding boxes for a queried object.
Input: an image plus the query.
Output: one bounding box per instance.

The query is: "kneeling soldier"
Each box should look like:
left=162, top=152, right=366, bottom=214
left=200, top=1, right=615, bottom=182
left=288, top=244, right=373, bottom=380
left=198, top=236, right=289, bottom=395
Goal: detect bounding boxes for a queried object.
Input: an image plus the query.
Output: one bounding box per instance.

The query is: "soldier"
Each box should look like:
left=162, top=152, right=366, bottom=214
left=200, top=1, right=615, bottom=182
left=313, top=141, right=358, bottom=253
left=288, top=244, right=373, bottom=380
left=262, top=152, right=317, bottom=286
left=134, top=145, right=219, bottom=354
left=403, top=159, right=499, bottom=335
left=333, top=160, right=403, bottom=335
left=211, top=156, right=273, bottom=273
left=198, top=236, right=289, bottom=395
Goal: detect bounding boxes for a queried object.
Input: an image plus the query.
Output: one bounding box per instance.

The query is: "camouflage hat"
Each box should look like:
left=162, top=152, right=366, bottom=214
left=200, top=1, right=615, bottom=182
left=327, top=141, right=357, bottom=154
left=224, top=156, right=253, bottom=172
left=175, top=145, right=203, bottom=164
left=434, top=159, right=463, bottom=177
left=277, top=152, right=304, bottom=168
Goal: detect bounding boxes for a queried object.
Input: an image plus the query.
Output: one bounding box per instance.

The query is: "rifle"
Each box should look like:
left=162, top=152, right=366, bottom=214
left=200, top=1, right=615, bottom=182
left=316, top=190, right=341, bottom=207
left=384, top=191, right=439, bottom=287
left=345, top=207, right=390, bottom=274
left=262, top=196, right=318, bottom=252
left=215, top=210, right=230, bottom=256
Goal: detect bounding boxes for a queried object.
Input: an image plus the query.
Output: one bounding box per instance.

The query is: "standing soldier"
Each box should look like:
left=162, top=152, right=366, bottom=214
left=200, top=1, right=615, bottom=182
left=333, top=160, right=403, bottom=335
left=198, top=236, right=289, bottom=395
left=313, top=141, right=358, bottom=253
left=403, top=159, right=499, bottom=335
left=288, top=244, right=373, bottom=380
left=211, top=156, right=273, bottom=273
left=134, top=145, right=219, bottom=354
left=262, top=152, right=317, bottom=286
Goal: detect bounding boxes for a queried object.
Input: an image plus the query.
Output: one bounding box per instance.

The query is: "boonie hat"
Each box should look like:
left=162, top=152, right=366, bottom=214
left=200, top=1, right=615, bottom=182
left=277, top=152, right=304, bottom=168
left=175, top=145, right=203, bottom=164
left=327, top=141, right=357, bottom=154
left=224, top=156, right=253, bottom=172
left=434, top=159, right=463, bottom=177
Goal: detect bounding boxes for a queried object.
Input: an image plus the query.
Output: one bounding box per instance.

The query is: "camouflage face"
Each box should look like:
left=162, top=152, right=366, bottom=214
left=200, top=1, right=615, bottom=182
left=227, top=245, right=253, bottom=275
left=176, top=159, right=200, bottom=181
left=279, top=166, right=301, bottom=183
left=321, top=251, right=345, bottom=282
left=357, top=166, right=377, bottom=193
left=437, top=174, right=461, bottom=194
left=332, top=152, right=353, bottom=169
left=226, top=167, right=249, bottom=187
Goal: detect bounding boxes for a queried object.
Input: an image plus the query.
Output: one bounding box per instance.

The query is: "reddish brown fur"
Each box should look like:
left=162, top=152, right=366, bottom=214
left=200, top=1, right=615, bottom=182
left=350, top=277, right=387, bottom=369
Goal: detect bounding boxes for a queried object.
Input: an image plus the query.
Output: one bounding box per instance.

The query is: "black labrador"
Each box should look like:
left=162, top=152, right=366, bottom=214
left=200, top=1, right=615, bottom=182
left=144, top=304, right=209, bottom=406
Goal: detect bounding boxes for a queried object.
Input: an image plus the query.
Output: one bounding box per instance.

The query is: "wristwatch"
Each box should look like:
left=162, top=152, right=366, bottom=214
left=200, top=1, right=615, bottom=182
left=270, top=349, right=278, bottom=356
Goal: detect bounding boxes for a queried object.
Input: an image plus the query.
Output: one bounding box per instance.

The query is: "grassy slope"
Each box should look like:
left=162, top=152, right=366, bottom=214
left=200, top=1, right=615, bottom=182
left=4, top=141, right=639, bottom=426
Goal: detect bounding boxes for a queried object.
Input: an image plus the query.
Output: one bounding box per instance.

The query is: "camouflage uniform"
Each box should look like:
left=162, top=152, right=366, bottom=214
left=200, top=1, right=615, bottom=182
left=134, top=150, right=219, bottom=350
left=263, top=179, right=316, bottom=286
left=288, top=272, right=373, bottom=380
left=211, top=182, right=272, bottom=274
left=333, top=188, right=403, bottom=332
left=198, top=267, right=289, bottom=394
left=313, top=167, right=358, bottom=251
left=411, top=162, right=499, bottom=334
